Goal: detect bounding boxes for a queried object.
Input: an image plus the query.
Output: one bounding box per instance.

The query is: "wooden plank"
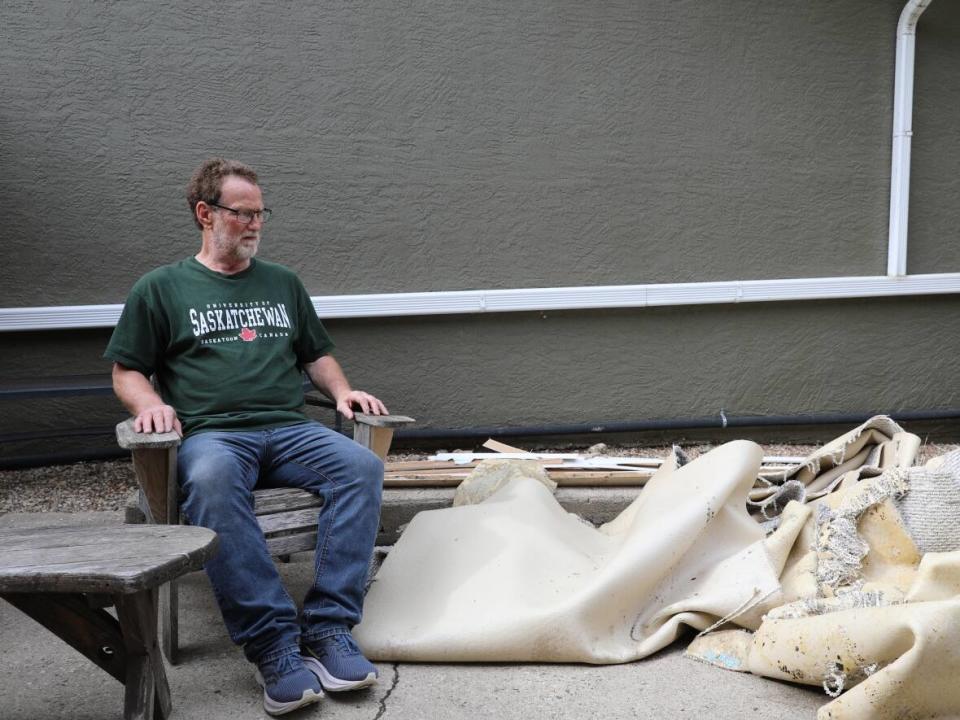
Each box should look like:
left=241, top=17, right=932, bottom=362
left=257, top=508, right=325, bottom=536
left=85, top=593, right=114, bottom=609
left=382, top=470, right=654, bottom=487
left=131, top=448, right=173, bottom=524
left=551, top=473, right=652, bottom=486
left=758, top=469, right=794, bottom=479
left=1, top=592, right=127, bottom=683
left=385, top=460, right=471, bottom=472
left=265, top=532, right=318, bottom=557
left=116, top=590, right=170, bottom=720
left=551, top=470, right=652, bottom=479
left=385, top=460, right=628, bottom=476
left=353, top=413, right=416, bottom=428
left=384, top=468, right=793, bottom=485
left=385, top=464, right=660, bottom=475
left=159, top=581, right=178, bottom=666
left=481, top=438, right=528, bottom=453
left=391, top=466, right=672, bottom=478
left=434, top=450, right=804, bottom=464
left=432, top=452, right=581, bottom=463
left=370, top=427, right=393, bottom=461
left=116, top=419, right=181, bottom=450
left=384, top=474, right=465, bottom=487
left=122, top=654, right=155, bottom=720
left=398, top=471, right=653, bottom=481
left=565, top=458, right=661, bottom=469
left=388, top=466, right=635, bottom=478
left=254, top=488, right=323, bottom=514
left=355, top=424, right=394, bottom=460
left=163, top=447, right=178, bottom=526
left=0, top=524, right=215, bottom=553
left=0, top=526, right=217, bottom=594
left=385, top=468, right=473, bottom=477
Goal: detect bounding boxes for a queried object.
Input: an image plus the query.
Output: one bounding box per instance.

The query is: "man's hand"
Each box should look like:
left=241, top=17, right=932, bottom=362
left=112, top=363, right=183, bottom=437
left=336, top=390, right=388, bottom=421
left=134, top=404, right=183, bottom=435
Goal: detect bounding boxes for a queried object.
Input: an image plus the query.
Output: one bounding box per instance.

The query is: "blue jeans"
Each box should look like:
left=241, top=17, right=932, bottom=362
left=177, top=421, right=384, bottom=664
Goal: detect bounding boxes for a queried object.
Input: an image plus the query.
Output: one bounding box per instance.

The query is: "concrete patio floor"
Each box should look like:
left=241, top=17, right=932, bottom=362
left=0, top=511, right=826, bottom=720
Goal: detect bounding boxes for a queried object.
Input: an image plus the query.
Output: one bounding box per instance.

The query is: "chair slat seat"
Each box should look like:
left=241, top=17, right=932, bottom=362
left=253, top=488, right=324, bottom=514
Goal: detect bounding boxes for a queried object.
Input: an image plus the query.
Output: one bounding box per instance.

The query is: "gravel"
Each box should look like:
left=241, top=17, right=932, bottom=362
left=0, top=460, right=139, bottom=514
left=2, top=440, right=956, bottom=515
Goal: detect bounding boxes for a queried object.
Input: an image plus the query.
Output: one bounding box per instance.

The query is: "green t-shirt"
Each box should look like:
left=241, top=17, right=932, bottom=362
left=104, top=257, right=335, bottom=437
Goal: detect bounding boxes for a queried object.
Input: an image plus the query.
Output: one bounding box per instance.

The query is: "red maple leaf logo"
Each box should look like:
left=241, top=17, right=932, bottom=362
left=239, top=327, right=257, bottom=342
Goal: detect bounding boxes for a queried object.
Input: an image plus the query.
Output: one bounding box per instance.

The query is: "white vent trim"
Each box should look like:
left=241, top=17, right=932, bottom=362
left=3, top=272, right=959, bottom=330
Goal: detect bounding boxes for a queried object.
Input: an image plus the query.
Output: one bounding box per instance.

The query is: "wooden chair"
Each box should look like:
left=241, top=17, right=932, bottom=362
left=117, top=392, right=414, bottom=664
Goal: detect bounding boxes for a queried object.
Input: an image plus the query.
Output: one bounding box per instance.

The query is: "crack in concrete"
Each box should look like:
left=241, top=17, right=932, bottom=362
left=372, top=663, right=399, bottom=720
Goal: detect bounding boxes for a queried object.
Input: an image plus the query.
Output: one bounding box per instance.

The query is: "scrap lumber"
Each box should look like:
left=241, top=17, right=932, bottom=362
left=481, top=439, right=528, bottom=454
left=383, top=469, right=654, bottom=488
left=380, top=442, right=809, bottom=489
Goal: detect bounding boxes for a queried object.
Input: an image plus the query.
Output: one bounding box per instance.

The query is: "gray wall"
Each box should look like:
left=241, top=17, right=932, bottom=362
left=1, top=0, right=958, bottom=449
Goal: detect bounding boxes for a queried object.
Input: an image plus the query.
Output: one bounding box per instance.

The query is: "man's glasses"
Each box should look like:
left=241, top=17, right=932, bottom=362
left=209, top=203, right=272, bottom=224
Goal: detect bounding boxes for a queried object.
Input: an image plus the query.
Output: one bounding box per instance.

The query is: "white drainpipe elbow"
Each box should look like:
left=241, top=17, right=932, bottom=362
left=887, top=0, right=933, bottom=277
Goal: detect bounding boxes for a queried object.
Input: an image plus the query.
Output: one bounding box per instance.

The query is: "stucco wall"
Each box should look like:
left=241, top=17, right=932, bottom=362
left=1, top=0, right=958, bottom=449
left=3, top=0, right=957, bottom=305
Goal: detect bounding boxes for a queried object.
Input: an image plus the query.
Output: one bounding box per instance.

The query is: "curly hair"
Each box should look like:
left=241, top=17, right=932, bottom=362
left=186, top=158, right=259, bottom=229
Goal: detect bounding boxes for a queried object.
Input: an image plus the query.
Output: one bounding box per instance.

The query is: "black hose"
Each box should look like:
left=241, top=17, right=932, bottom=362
left=395, top=408, right=960, bottom=440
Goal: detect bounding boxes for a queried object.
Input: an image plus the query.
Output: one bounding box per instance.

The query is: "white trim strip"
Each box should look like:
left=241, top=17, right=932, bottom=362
left=3, top=272, right=960, bottom=330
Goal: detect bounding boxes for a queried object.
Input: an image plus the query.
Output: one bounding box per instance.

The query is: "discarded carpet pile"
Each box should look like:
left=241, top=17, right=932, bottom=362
left=355, top=416, right=960, bottom=720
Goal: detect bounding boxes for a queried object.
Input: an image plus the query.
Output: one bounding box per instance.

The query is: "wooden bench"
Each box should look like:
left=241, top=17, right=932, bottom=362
left=0, top=524, right=217, bottom=720
left=117, top=397, right=415, bottom=664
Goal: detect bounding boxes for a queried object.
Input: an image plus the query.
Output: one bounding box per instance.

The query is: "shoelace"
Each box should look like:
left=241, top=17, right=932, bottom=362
left=327, top=634, right=360, bottom=656
left=265, top=652, right=301, bottom=682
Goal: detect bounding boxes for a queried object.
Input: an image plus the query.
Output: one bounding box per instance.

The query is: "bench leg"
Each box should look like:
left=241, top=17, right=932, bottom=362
left=123, top=654, right=156, bottom=720
left=2, top=590, right=171, bottom=719
left=158, top=580, right=179, bottom=666
left=116, top=590, right=172, bottom=720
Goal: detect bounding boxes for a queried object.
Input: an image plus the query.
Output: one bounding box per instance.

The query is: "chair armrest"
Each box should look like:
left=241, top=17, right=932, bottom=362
left=354, top=413, right=416, bottom=428
left=116, top=419, right=181, bottom=525
left=115, top=418, right=182, bottom=450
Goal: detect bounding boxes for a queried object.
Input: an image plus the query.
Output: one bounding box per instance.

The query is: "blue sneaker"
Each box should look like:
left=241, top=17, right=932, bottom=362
left=303, top=633, right=378, bottom=691
left=254, top=652, right=324, bottom=716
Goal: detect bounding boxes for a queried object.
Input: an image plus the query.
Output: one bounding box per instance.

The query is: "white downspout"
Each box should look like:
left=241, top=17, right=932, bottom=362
left=887, top=0, right=933, bottom=276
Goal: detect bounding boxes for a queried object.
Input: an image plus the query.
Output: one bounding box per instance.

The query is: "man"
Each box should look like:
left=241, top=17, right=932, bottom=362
left=105, top=158, right=387, bottom=716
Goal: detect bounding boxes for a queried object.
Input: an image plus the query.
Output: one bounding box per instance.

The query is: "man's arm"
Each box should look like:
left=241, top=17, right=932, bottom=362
left=112, top=362, right=183, bottom=435
left=304, top=354, right=388, bottom=420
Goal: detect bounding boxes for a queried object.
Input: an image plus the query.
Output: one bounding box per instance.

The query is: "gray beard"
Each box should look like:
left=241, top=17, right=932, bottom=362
left=212, top=226, right=259, bottom=261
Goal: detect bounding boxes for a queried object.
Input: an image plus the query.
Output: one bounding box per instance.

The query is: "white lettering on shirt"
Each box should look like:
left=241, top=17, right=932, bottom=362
left=188, top=300, right=294, bottom=343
